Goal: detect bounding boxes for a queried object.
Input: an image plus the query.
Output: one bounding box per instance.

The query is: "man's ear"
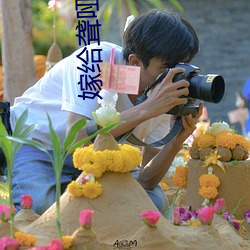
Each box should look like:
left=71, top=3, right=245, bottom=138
left=128, top=54, right=140, bottom=66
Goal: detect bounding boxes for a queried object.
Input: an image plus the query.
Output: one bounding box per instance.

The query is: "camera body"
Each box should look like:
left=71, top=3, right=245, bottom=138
left=135, top=63, right=225, bottom=116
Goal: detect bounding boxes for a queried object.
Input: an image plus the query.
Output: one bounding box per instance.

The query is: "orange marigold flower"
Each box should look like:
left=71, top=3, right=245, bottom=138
left=199, top=186, right=218, bottom=199
left=14, top=231, right=36, bottom=247
left=172, top=166, right=188, bottom=188
left=215, top=131, right=237, bottom=149
left=160, top=182, right=168, bottom=191
left=192, top=137, right=199, bottom=147
left=62, top=236, right=73, bottom=249
left=233, top=134, right=250, bottom=151
left=197, top=134, right=215, bottom=149
left=199, top=174, right=220, bottom=188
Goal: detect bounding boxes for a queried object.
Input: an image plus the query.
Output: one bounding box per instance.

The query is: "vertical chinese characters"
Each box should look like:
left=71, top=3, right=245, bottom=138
left=75, top=0, right=102, bottom=100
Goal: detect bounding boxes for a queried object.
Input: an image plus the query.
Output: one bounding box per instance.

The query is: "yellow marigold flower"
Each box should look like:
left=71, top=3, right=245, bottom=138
left=215, top=131, right=237, bottom=149
left=119, top=144, right=142, bottom=172
left=172, top=166, right=188, bottom=189
left=199, top=174, right=220, bottom=188
left=14, top=231, right=36, bottom=247
left=67, top=181, right=84, bottom=197
left=197, top=134, right=215, bottom=149
left=82, top=163, right=105, bottom=178
left=160, top=182, right=168, bottom=191
left=185, top=218, right=201, bottom=227
left=62, top=235, right=73, bottom=249
left=73, top=146, right=94, bottom=169
left=199, top=186, right=218, bottom=199
left=82, top=180, right=102, bottom=199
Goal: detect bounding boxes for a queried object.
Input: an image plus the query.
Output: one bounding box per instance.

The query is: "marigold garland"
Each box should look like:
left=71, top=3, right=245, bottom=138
left=69, top=139, right=142, bottom=199
left=199, top=174, right=220, bottom=188
left=197, top=134, right=215, bottom=149
left=14, top=231, right=36, bottom=247
left=199, top=186, right=218, bottom=200
left=172, top=166, right=188, bottom=189
left=73, top=144, right=141, bottom=176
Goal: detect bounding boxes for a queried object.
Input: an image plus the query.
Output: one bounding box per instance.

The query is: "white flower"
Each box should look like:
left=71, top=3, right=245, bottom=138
left=206, top=121, right=232, bottom=136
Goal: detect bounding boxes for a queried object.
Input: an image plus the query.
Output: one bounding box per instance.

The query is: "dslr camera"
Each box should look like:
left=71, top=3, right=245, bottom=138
left=134, top=63, right=225, bottom=116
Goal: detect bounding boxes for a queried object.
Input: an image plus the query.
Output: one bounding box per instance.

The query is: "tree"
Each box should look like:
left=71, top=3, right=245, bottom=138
left=1, top=0, right=36, bottom=104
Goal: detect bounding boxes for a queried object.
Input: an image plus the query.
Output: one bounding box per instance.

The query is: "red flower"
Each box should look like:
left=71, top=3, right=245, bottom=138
left=139, top=210, right=162, bottom=227
left=20, top=194, right=33, bottom=209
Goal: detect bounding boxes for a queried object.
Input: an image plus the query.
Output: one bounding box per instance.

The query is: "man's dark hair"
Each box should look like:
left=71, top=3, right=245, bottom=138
left=122, top=9, right=199, bottom=68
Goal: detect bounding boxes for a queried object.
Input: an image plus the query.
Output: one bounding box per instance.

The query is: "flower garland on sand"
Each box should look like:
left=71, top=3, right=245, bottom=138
left=68, top=90, right=142, bottom=199
left=199, top=166, right=220, bottom=206
left=190, top=121, right=250, bottom=162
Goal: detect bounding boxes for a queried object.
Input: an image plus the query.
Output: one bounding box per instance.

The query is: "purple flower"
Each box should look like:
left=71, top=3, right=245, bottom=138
left=231, top=220, right=241, bottom=230
left=245, top=210, right=250, bottom=223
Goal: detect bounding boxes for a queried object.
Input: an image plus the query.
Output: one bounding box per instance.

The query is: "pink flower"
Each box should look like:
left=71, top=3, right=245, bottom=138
left=0, top=236, right=19, bottom=249
left=20, top=194, right=33, bottom=209
left=0, top=205, right=16, bottom=221
left=213, top=197, right=225, bottom=215
left=81, top=177, right=88, bottom=185
left=197, top=207, right=214, bottom=225
left=48, top=0, right=61, bottom=11
left=171, top=208, right=182, bottom=225
left=139, top=210, right=162, bottom=227
left=79, top=210, right=94, bottom=229
left=47, top=239, right=64, bottom=250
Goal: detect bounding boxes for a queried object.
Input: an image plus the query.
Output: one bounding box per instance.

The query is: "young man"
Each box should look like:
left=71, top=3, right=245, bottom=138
left=8, top=9, right=202, bottom=215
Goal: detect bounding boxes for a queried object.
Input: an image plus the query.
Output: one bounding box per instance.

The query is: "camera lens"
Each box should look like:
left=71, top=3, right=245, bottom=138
left=189, top=74, right=225, bottom=103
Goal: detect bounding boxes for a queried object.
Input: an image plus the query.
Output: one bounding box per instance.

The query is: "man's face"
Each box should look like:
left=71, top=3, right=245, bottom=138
left=139, top=57, right=167, bottom=92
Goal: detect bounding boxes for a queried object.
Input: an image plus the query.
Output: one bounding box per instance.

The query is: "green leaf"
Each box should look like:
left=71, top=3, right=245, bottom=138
left=47, top=113, right=62, bottom=174
left=165, top=188, right=180, bottom=220
left=63, top=118, right=86, bottom=152
left=145, top=0, right=165, bottom=9
left=0, top=119, right=12, bottom=163
left=11, top=124, right=38, bottom=155
left=12, top=109, right=28, bottom=137
left=126, top=0, right=139, bottom=16
left=6, top=136, right=52, bottom=161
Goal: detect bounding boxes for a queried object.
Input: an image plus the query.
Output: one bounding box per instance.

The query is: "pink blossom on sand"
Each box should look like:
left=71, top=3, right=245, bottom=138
left=20, top=194, right=33, bottom=209
left=197, top=207, right=214, bottom=225
left=213, top=197, right=225, bottom=215
left=48, top=0, right=61, bottom=11
left=79, top=210, right=94, bottom=229
left=140, top=210, right=162, bottom=227
left=0, top=236, right=19, bottom=250
left=171, top=208, right=182, bottom=225
left=0, top=205, right=16, bottom=221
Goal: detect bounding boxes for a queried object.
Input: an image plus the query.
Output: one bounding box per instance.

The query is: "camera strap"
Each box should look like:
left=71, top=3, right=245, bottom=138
left=116, top=116, right=183, bottom=147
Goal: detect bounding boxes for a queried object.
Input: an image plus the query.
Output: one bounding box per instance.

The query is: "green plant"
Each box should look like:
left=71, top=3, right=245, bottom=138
left=0, top=109, right=38, bottom=238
